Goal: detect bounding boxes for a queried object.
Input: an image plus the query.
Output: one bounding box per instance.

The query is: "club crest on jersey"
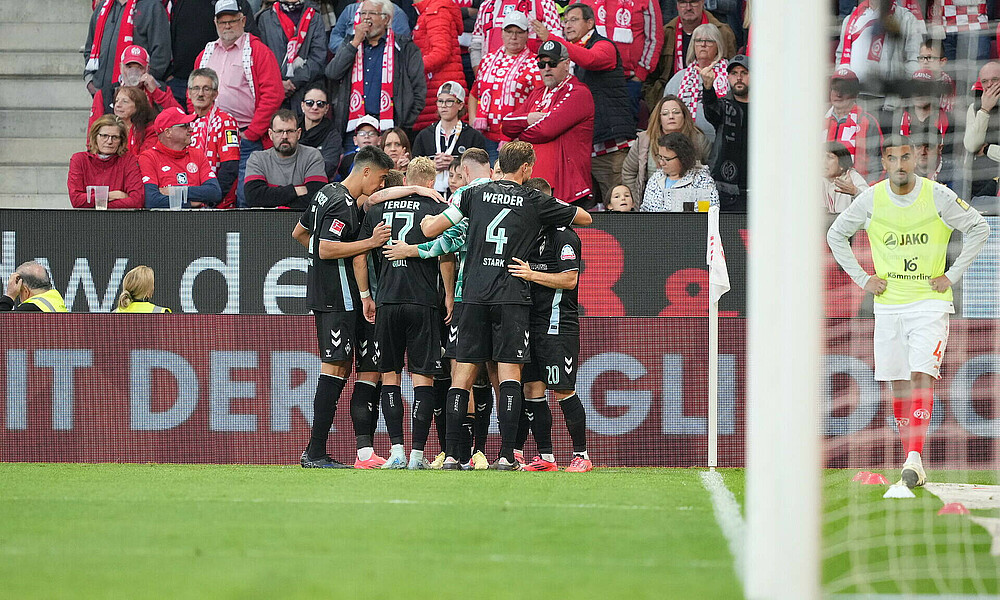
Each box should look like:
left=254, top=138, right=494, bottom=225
left=330, top=219, right=346, bottom=236
left=176, top=172, right=189, bottom=185
left=560, top=244, right=576, bottom=260
left=186, top=162, right=199, bottom=174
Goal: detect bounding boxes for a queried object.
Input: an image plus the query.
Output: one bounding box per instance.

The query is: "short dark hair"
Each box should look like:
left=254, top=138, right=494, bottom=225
left=920, top=38, right=943, bottom=56
left=830, top=77, right=860, bottom=98
left=498, top=140, right=535, bottom=173
left=270, top=109, right=298, bottom=130
left=524, top=177, right=552, bottom=195
left=385, top=169, right=405, bottom=187
left=302, top=84, right=327, bottom=100
left=353, top=145, right=394, bottom=172
left=460, top=147, right=490, bottom=168
left=565, top=3, right=594, bottom=21
left=825, top=141, right=854, bottom=173
left=882, top=134, right=913, bottom=156
left=657, top=132, right=697, bottom=174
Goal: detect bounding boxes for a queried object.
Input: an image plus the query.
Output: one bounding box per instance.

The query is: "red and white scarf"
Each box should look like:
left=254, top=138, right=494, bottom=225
left=674, top=11, right=707, bottom=74
left=474, top=47, right=538, bottom=130
left=827, top=104, right=861, bottom=156
left=348, top=15, right=395, bottom=132
left=840, top=1, right=894, bottom=65
left=593, top=0, right=634, bottom=43
left=199, top=34, right=256, bottom=100
left=274, top=3, right=316, bottom=78
left=677, top=60, right=728, bottom=120
left=87, top=0, right=138, bottom=84
left=482, top=0, right=538, bottom=54
left=899, top=108, right=949, bottom=138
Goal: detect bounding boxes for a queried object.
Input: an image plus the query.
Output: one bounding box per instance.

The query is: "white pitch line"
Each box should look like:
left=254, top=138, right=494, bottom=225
left=700, top=470, right=745, bottom=585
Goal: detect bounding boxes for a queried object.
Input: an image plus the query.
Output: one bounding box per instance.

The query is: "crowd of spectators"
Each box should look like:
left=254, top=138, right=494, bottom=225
left=71, top=0, right=1000, bottom=215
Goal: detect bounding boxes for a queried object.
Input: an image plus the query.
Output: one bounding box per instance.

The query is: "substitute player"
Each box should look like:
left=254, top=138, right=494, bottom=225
left=383, top=148, right=496, bottom=470
left=292, top=145, right=393, bottom=468
left=355, top=157, right=449, bottom=469
left=827, top=135, right=989, bottom=488
left=421, top=141, right=593, bottom=470
left=512, top=178, right=591, bottom=473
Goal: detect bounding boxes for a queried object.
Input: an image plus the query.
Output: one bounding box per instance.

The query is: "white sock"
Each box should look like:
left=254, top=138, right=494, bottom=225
left=358, top=447, right=373, bottom=461
left=575, top=451, right=590, bottom=460
left=410, top=449, right=424, bottom=461
left=906, top=451, right=922, bottom=466
left=541, top=453, right=555, bottom=463
left=391, top=443, right=405, bottom=457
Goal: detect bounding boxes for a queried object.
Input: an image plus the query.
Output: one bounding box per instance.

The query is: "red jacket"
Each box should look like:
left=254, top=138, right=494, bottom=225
left=501, top=75, right=595, bottom=203
left=580, top=0, right=663, bottom=80
left=412, top=0, right=467, bottom=132
left=67, top=151, right=145, bottom=209
left=194, top=34, right=284, bottom=143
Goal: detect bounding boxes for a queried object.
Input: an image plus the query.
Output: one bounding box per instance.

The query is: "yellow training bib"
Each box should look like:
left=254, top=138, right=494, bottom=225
left=867, top=178, right=953, bottom=305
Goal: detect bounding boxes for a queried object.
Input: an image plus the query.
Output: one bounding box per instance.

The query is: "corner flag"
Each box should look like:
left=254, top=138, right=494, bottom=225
left=707, top=205, right=730, bottom=304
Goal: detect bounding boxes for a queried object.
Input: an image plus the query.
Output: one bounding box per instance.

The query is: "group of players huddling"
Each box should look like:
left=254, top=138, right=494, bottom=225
left=292, top=140, right=594, bottom=472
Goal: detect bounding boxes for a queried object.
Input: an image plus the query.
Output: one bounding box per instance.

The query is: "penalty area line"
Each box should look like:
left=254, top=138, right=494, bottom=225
left=700, top=469, right=745, bottom=586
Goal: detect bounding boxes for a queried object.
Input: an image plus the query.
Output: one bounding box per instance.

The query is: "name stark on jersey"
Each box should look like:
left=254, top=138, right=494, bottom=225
left=483, top=257, right=505, bottom=267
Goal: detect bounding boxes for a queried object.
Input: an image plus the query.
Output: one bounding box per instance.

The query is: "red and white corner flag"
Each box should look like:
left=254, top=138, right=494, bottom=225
left=707, top=205, right=730, bottom=304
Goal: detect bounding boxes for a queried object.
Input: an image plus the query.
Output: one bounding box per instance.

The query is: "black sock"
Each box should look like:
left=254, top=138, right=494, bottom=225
left=350, top=380, right=379, bottom=449
left=459, top=412, right=474, bottom=463
left=433, top=378, right=450, bottom=452
left=444, top=388, right=469, bottom=459
left=515, top=396, right=533, bottom=451
left=559, top=393, right=587, bottom=454
left=381, top=384, right=404, bottom=446
left=472, top=384, right=493, bottom=454
left=530, top=398, right=553, bottom=455
left=411, top=385, right=436, bottom=451
left=497, top=380, right=522, bottom=462
left=307, top=374, right=347, bottom=459
left=369, top=382, right=382, bottom=438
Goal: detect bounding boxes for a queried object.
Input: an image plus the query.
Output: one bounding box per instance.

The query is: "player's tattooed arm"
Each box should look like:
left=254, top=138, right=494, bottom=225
left=508, top=258, right=579, bottom=290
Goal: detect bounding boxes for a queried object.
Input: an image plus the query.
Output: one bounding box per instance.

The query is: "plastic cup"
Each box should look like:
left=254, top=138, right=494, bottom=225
left=88, top=186, right=109, bottom=210
left=168, top=186, right=188, bottom=210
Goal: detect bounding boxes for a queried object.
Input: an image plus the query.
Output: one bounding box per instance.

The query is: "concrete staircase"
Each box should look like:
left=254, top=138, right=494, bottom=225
left=0, top=0, right=93, bottom=208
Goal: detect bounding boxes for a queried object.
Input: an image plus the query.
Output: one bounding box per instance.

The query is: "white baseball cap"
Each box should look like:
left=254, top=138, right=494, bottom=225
left=215, top=0, right=241, bottom=16
left=501, top=11, right=529, bottom=31
left=437, top=81, right=466, bottom=103
left=354, top=114, right=381, bottom=132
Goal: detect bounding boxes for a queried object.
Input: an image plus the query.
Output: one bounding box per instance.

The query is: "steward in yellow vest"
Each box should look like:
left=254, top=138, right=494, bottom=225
left=1, top=262, right=68, bottom=312
left=114, top=301, right=171, bottom=313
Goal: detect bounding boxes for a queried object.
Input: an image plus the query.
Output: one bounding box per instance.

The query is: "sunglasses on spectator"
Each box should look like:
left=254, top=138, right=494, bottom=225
left=303, top=99, right=328, bottom=108
left=97, top=133, right=122, bottom=141
left=537, top=59, right=565, bottom=69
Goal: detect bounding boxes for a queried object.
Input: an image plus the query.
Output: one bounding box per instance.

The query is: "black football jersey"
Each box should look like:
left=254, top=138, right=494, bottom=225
left=300, top=182, right=364, bottom=312
left=458, top=180, right=577, bottom=305
left=361, top=195, right=445, bottom=307
left=528, top=227, right=581, bottom=335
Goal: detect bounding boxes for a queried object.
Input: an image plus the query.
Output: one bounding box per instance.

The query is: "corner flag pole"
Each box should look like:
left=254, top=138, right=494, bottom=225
left=707, top=205, right=729, bottom=469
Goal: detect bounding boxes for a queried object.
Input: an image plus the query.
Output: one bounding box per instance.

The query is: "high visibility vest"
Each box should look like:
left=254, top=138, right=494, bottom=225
left=867, top=178, right=954, bottom=305
left=114, top=301, right=171, bottom=313
left=22, top=289, right=68, bottom=312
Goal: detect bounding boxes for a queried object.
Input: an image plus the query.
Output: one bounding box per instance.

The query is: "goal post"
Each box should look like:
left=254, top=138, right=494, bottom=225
left=745, top=0, right=827, bottom=598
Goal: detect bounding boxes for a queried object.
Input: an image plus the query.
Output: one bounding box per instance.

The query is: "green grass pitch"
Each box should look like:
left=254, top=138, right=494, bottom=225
left=1, top=465, right=997, bottom=598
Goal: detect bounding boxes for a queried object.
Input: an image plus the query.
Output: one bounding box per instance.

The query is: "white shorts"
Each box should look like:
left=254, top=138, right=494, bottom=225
left=873, top=311, right=949, bottom=381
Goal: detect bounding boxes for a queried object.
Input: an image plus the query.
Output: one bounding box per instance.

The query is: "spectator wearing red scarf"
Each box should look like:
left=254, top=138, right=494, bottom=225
left=257, top=0, right=329, bottom=111
left=84, top=0, right=171, bottom=98
left=825, top=68, right=883, bottom=183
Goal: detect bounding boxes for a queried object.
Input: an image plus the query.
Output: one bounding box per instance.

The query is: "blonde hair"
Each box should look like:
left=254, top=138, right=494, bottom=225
left=118, top=265, right=155, bottom=310
left=88, top=114, right=129, bottom=156
left=686, top=23, right=725, bottom=65
left=406, top=156, right=437, bottom=187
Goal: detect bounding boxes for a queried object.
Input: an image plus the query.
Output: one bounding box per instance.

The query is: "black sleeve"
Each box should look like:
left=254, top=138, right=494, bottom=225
left=215, top=159, right=239, bottom=202
left=534, top=190, right=578, bottom=228
left=359, top=206, right=377, bottom=241
left=412, top=127, right=432, bottom=157
left=245, top=178, right=300, bottom=208
left=1, top=295, right=42, bottom=312
left=321, top=129, right=344, bottom=179
left=702, top=86, right=724, bottom=127
left=554, top=229, right=582, bottom=272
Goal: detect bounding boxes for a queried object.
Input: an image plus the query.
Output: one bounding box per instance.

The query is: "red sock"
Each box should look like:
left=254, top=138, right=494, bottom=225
left=892, top=395, right=911, bottom=454
left=908, top=388, right=933, bottom=454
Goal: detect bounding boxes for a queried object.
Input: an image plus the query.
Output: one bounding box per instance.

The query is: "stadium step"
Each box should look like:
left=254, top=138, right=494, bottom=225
left=0, top=51, right=84, bottom=76
left=0, top=0, right=93, bottom=23
left=0, top=24, right=88, bottom=52
left=0, top=166, right=71, bottom=196
left=0, top=76, right=90, bottom=111
left=0, top=194, right=72, bottom=209
left=0, top=138, right=82, bottom=165
left=0, top=109, right=89, bottom=138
